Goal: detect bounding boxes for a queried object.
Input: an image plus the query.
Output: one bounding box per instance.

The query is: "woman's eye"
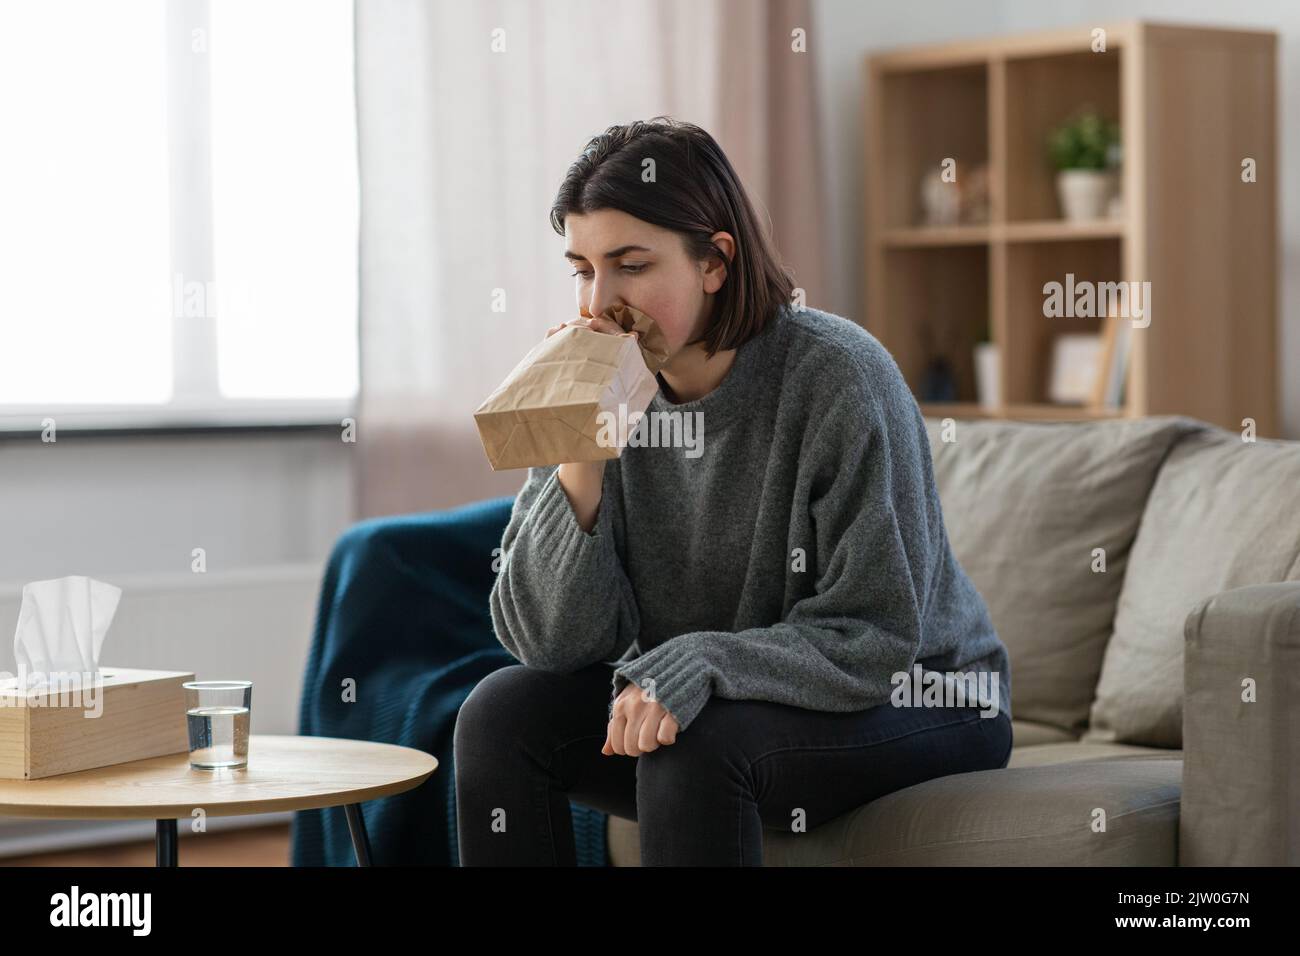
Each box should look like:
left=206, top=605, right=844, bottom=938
left=570, top=264, right=645, bottom=278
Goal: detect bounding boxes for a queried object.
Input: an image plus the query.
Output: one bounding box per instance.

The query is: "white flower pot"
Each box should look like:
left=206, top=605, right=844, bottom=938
left=974, top=342, right=999, bottom=409
left=1055, top=169, right=1117, bottom=221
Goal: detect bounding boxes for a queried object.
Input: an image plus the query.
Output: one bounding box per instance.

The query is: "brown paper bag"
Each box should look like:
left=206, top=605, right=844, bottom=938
left=473, top=304, right=671, bottom=470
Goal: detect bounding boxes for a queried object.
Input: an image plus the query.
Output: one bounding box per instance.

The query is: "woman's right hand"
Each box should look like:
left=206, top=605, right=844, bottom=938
left=546, top=314, right=640, bottom=341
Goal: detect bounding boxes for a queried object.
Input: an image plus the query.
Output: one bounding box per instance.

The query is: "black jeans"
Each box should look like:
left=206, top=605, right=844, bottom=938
left=453, top=660, right=1013, bottom=866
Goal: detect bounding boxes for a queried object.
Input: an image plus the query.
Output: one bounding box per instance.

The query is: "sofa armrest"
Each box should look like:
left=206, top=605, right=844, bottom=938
left=1181, top=581, right=1300, bottom=865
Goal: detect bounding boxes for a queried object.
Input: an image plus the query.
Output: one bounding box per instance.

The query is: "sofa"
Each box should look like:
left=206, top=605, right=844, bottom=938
left=301, top=412, right=1298, bottom=865
left=596, top=414, right=1300, bottom=866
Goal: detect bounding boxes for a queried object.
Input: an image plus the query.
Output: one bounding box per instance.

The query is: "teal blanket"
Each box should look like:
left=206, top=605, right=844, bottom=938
left=289, top=495, right=609, bottom=866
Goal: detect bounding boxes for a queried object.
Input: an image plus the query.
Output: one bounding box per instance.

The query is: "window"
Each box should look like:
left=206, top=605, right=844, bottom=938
left=0, top=0, right=358, bottom=431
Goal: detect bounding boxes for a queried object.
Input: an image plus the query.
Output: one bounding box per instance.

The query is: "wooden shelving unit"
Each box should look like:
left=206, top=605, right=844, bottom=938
left=864, top=21, right=1279, bottom=434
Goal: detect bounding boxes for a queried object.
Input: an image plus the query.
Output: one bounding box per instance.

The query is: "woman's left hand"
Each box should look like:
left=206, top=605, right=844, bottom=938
left=572, top=313, right=639, bottom=339
left=602, top=682, right=679, bottom=756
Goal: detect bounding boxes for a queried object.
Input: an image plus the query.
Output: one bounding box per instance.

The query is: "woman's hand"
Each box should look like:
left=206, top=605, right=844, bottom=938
left=547, top=312, right=638, bottom=531
left=602, top=681, right=680, bottom=756
left=546, top=313, right=640, bottom=341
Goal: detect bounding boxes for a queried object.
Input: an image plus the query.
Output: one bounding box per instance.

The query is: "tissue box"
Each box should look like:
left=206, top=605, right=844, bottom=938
left=0, top=667, right=194, bottom=780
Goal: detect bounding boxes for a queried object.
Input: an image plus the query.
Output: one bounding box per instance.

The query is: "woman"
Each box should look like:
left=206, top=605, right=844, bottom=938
left=454, top=117, right=1012, bottom=866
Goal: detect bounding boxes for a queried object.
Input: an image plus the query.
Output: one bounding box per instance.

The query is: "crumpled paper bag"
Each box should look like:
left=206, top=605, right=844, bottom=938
left=12, top=575, right=121, bottom=689
left=473, top=304, right=671, bottom=470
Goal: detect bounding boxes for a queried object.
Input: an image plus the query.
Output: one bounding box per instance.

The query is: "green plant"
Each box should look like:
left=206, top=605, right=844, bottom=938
left=1047, top=109, right=1120, bottom=171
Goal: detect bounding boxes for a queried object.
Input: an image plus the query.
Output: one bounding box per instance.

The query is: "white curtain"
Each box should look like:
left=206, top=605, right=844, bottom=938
left=354, top=0, right=827, bottom=517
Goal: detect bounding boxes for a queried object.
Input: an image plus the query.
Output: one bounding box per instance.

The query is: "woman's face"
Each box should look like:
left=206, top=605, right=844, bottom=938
left=564, top=208, right=733, bottom=358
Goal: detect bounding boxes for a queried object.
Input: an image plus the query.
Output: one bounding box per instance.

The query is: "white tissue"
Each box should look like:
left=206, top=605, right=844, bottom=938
left=12, top=575, right=121, bottom=689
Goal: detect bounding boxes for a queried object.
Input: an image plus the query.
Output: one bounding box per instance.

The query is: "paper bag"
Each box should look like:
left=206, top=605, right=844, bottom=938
left=473, top=304, right=670, bottom=470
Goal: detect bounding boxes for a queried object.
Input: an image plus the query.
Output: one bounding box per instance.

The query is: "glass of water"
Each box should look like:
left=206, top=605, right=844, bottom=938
left=183, top=680, right=252, bottom=770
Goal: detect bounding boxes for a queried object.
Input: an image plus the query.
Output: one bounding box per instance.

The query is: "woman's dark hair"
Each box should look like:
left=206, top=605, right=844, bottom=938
left=549, top=116, right=796, bottom=358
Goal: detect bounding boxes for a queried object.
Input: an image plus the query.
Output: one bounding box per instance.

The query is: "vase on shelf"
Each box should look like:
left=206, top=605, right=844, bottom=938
left=919, top=355, right=957, bottom=403
left=1055, top=169, right=1117, bottom=221
left=974, top=342, right=999, bottom=409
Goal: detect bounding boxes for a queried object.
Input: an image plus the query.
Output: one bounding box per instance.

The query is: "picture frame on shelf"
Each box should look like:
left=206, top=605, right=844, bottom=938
left=1089, top=305, right=1131, bottom=410
left=1047, top=333, right=1105, bottom=405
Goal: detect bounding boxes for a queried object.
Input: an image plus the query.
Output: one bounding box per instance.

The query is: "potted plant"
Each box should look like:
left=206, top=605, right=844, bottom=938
left=1047, top=108, right=1120, bottom=221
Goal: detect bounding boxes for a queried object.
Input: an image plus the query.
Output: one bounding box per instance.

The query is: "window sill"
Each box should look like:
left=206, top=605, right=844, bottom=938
left=0, top=400, right=357, bottom=440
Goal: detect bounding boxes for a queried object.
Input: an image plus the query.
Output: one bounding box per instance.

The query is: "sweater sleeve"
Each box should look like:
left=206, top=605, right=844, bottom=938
left=489, top=463, right=640, bottom=674
left=609, top=377, right=931, bottom=732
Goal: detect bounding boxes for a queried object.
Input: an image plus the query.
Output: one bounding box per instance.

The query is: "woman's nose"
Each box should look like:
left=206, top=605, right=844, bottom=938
left=586, top=275, right=625, bottom=320
left=585, top=296, right=621, bottom=321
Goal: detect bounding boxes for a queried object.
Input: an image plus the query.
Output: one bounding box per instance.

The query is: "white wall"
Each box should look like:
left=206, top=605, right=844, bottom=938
left=812, top=0, right=1300, bottom=439
left=812, top=0, right=1000, bottom=331
left=0, top=432, right=354, bottom=583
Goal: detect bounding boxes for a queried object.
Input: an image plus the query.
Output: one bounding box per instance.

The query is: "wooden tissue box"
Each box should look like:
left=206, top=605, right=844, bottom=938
left=0, top=667, right=194, bottom=780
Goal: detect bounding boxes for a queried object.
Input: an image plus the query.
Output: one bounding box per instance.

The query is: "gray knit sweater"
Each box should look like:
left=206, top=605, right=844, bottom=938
left=488, top=304, right=1012, bottom=731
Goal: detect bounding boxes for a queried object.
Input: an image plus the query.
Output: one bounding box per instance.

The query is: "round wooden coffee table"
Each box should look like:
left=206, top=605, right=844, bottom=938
left=0, top=734, right=437, bottom=866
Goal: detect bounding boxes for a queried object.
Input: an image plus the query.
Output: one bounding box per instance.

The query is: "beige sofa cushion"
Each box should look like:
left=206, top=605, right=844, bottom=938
left=924, top=415, right=1204, bottom=733
left=1010, top=719, right=1078, bottom=747
left=1008, top=741, right=1181, bottom=767
left=606, top=750, right=1182, bottom=866
left=1085, top=427, right=1300, bottom=748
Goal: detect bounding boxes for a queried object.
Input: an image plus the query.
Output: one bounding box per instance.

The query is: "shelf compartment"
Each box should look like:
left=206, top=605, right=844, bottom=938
left=879, top=245, right=989, bottom=404
left=1004, top=51, right=1121, bottom=222
left=1003, top=237, right=1123, bottom=406
left=877, top=63, right=988, bottom=229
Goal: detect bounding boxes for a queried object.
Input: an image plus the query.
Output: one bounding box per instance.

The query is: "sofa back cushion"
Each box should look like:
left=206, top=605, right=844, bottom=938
left=1084, top=425, right=1300, bottom=747
left=924, top=415, right=1204, bottom=733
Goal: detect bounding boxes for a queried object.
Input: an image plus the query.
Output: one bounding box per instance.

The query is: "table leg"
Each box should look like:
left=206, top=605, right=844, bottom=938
left=344, top=803, right=372, bottom=866
left=156, top=819, right=178, bottom=867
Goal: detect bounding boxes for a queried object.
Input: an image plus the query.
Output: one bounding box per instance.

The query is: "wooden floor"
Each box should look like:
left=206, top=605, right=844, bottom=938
left=0, top=823, right=291, bottom=867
